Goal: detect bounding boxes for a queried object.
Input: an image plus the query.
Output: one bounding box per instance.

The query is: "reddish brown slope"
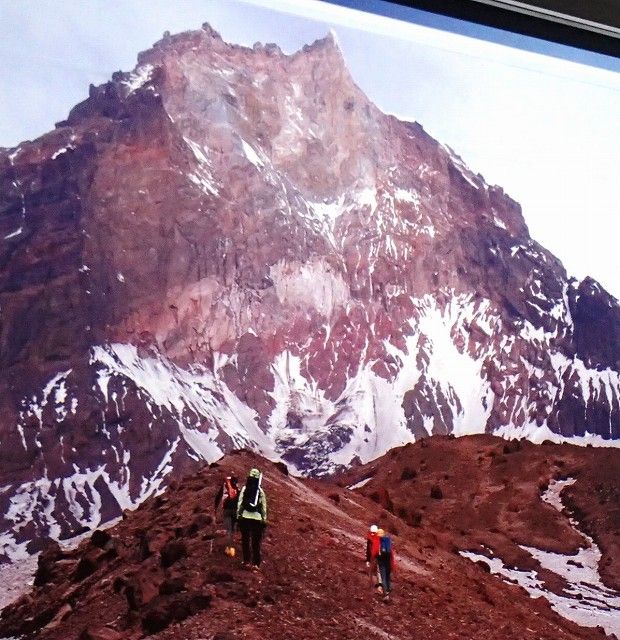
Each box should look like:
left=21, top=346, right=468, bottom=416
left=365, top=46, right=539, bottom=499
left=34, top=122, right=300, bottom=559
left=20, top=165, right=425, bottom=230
left=0, top=445, right=611, bottom=640
left=339, top=434, right=620, bottom=591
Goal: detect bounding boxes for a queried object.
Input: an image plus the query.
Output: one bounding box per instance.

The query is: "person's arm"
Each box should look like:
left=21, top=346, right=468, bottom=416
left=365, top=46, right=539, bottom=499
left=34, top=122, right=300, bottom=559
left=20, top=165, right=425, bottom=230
left=214, top=484, right=224, bottom=511
left=236, top=487, right=245, bottom=520
left=366, top=538, right=371, bottom=564
left=260, top=489, right=267, bottom=523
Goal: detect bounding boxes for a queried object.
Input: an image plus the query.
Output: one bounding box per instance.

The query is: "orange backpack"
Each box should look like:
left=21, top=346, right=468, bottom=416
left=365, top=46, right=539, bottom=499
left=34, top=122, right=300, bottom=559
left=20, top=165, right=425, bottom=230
left=224, top=477, right=238, bottom=501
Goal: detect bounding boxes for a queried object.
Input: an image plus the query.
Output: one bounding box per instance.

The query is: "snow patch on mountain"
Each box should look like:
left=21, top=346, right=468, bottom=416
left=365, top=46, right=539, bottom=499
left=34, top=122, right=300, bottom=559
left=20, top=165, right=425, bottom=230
left=268, top=350, right=336, bottom=440
left=17, top=370, right=73, bottom=450
left=495, top=423, right=620, bottom=448
left=240, top=138, right=264, bottom=168
left=270, top=258, right=350, bottom=316
left=51, top=145, right=74, bottom=160
left=347, top=476, right=373, bottom=490
left=0, top=436, right=187, bottom=562
left=461, top=549, right=620, bottom=636
left=264, top=294, right=501, bottom=473
left=122, top=64, right=154, bottom=94
left=415, top=296, right=494, bottom=435
left=461, top=478, right=620, bottom=636
left=90, top=344, right=272, bottom=457
left=394, top=188, right=421, bottom=209
left=3, top=227, right=22, bottom=240
left=306, top=196, right=346, bottom=226
left=184, top=135, right=219, bottom=195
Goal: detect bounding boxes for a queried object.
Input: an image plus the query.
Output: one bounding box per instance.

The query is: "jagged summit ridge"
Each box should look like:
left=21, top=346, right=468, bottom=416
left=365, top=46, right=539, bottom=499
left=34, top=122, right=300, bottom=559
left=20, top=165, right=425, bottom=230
left=0, top=23, right=618, bottom=560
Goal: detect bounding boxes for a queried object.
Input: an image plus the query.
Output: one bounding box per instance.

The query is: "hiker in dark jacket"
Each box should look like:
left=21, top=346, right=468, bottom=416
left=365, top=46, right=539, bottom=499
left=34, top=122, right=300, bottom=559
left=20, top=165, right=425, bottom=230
left=214, top=474, right=239, bottom=557
left=375, top=528, right=396, bottom=599
left=236, top=468, right=268, bottom=569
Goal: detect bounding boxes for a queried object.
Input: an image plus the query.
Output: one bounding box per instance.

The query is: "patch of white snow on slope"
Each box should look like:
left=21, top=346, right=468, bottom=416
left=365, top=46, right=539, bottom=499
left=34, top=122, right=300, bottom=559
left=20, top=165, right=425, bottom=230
left=356, top=186, right=378, bottom=215
left=240, top=138, right=264, bottom=168
left=18, top=369, right=74, bottom=448
left=491, top=333, right=619, bottom=448
left=461, top=550, right=620, bottom=636
left=347, top=476, right=373, bottom=490
left=188, top=167, right=219, bottom=196
left=335, top=332, right=423, bottom=465
left=1, top=441, right=179, bottom=558
left=494, top=422, right=620, bottom=449
left=52, top=145, right=74, bottom=160
left=461, top=478, right=620, bottom=637
left=551, top=352, right=619, bottom=429
left=3, top=227, right=22, bottom=240
left=527, top=479, right=620, bottom=603
left=5, top=478, right=62, bottom=542
left=266, top=294, right=500, bottom=471
left=0, top=531, right=30, bottom=563
left=123, top=64, right=154, bottom=93
left=415, top=295, right=494, bottom=435
left=90, top=344, right=275, bottom=460
left=394, top=188, right=421, bottom=209
left=183, top=136, right=219, bottom=196
left=268, top=350, right=336, bottom=439
left=306, top=195, right=346, bottom=226
left=62, top=442, right=176, bottom=531
left=62, top=466, right=104, bottom=529
left=266, top=332, right=422, bottom=473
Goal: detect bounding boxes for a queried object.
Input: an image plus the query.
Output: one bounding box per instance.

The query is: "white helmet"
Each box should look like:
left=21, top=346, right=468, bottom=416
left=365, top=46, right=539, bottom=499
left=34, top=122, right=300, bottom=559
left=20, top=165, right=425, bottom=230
left=370, top=524, right=378, bottom=533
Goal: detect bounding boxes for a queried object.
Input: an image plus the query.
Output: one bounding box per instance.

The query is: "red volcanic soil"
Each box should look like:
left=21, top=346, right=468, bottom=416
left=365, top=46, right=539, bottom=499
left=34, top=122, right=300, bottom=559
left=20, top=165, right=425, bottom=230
left=1, top=438, right=617, bottom=640
left=339, top=434, right=620, bottom=593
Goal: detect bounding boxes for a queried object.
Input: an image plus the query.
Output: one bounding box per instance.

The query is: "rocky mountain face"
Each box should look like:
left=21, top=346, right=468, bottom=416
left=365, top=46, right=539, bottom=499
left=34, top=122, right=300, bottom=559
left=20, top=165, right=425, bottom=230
left=0, top=24, right=618, bottom=559
left=1, top=440, right=618, bottom=639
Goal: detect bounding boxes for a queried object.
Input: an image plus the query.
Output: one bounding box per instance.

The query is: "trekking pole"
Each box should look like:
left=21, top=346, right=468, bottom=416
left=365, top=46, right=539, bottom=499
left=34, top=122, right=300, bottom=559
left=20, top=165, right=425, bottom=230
left=209, top=539, right=214, bottom=555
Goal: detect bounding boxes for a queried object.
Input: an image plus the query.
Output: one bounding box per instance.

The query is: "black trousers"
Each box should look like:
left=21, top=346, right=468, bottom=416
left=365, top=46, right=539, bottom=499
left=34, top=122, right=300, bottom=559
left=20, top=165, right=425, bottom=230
left=377, top=557, right=392, bottom=593
left=239, top=518, right=265, bottom=566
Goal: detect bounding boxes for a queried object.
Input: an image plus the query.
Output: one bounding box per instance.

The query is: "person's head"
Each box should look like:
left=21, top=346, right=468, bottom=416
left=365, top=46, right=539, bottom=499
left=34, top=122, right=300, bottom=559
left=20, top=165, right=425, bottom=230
left=369, top=524, right=378, bottom=534
left=248, top=468, right=261, bottom=479
left=226, top=474, right=238, bottom=484
left=377, top=528, right=385, bottom=537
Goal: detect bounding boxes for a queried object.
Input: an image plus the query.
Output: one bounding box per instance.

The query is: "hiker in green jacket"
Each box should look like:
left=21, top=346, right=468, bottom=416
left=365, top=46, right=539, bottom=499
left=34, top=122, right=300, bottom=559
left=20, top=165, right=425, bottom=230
left=236, top=468, right=268, bottom=569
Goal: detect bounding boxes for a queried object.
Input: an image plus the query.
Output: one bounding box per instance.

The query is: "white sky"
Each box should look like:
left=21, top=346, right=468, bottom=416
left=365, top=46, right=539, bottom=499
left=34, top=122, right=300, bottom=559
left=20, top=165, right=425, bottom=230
left=1, top=0, right=618, bottom=298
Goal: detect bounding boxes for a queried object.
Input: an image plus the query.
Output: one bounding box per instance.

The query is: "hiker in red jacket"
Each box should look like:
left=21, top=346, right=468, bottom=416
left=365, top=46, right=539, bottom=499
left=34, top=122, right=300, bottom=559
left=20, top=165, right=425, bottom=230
left=365, top=524, right=381, bottom=589
left=214, top=474, right=239, bottom=557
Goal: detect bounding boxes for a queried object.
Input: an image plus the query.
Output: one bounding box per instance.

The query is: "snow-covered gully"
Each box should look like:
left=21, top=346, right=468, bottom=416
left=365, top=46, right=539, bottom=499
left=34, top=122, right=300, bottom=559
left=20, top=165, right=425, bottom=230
left=461, top=478, right=620, bottom=637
